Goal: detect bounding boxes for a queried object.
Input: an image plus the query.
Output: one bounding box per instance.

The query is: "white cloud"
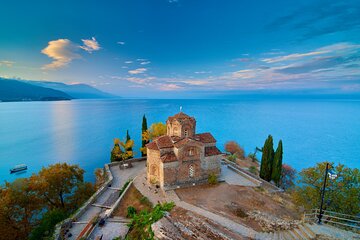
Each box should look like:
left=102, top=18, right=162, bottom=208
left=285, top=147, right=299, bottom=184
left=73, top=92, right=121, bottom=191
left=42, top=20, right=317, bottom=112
left=41, top=39, right=80, bottom=70
left=140, top=61, right=151, bottom=65
left=117, top=41, right=125, bottom=45
left=0, top=60, right=15, bottom=67
left=125, top=61, right=133, bottom=64
left=194, top=71, right=211, bottom=74
left=128, top=68, right=147, bottom=74
left=262, top=51, right=328, bottom=63
left=80, top=37, right=101, bottom=53
left=159, top=83, right=183, bottom=91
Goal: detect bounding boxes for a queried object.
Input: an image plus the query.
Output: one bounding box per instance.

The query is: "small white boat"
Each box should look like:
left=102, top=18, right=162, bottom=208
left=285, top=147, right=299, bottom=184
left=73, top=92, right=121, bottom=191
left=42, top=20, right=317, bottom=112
left=10, top=164, right=27, bottom=173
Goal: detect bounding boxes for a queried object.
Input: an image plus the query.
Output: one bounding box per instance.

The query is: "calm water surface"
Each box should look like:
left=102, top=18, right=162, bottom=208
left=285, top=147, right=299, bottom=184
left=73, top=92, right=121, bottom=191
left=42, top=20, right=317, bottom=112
left=0, top=99, right=359, bottom=183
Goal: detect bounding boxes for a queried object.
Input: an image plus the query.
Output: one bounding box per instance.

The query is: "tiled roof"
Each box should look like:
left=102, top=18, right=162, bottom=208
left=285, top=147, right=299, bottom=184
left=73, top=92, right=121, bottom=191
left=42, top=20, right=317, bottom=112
left=173, top=138, right=191, bottom=148
left=205, top=146, right=222, bottom=157
left=194, top=132, right=216, bottom=143
left=146, top=141, right=159, bottom=150
left=160, top=151, right=178, bottom=163
left=168, top=112, right=195, bottom=122
left=155, top=135, right=174, bottom=149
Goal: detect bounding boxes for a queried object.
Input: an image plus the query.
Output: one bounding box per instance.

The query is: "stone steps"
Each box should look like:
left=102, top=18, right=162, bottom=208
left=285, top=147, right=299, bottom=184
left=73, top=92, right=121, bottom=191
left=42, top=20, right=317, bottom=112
left=255, top=223, right=317, bottom=240
left=256, top=222, right=360, bottom=240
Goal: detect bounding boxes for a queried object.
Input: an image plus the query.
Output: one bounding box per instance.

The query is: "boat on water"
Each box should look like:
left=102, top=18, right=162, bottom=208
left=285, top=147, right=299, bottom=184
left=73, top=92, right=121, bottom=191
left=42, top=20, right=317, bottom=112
left=10, top=164, right=27, bottom=173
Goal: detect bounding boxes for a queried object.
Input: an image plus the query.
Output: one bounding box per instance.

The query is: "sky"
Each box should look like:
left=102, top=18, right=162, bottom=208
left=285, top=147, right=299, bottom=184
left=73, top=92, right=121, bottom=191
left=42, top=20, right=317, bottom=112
left=1, top=0, right=360, bottom=98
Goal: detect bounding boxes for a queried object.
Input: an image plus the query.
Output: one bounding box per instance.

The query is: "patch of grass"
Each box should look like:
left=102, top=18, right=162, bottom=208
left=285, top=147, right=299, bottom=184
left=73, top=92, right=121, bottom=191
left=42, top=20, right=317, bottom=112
left=112, top=185, right=153, bottom=218
left=119, top=179, right=132, bottom=197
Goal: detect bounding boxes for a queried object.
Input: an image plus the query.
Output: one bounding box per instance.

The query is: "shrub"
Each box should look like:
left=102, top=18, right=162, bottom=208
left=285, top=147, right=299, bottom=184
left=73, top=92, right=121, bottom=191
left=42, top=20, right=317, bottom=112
left=208, top=173, right=218, bottom=185
left=235, top=208, right=248, bottom=218
left=126, top=202, right=175, bottom=240
left=248, top=166, right=258, bottom=175
left=227, top=154, right=237, bottom=162
left=225, top=141, right=245, bottom=159
left=127, top=206, right=137, bottom=218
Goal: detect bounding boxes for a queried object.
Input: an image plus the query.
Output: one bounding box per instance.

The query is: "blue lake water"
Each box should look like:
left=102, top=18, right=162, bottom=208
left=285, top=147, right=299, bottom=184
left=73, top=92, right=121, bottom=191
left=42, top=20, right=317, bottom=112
left=0, top=99, right=359, bottom=183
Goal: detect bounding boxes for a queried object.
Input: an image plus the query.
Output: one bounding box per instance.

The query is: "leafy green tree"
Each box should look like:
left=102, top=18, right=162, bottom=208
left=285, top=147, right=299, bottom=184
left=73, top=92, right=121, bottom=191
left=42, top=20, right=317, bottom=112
left=292, top=162, right=360, bottom=215
left=271, top=140, right=283, bottom=185
left=259, top=135, right=274, bottom=181
left=111, top=138, right=122, bottom=162
left=141, top=115, right=149, bottom=157
left=29, top=209, right=69, bottom=240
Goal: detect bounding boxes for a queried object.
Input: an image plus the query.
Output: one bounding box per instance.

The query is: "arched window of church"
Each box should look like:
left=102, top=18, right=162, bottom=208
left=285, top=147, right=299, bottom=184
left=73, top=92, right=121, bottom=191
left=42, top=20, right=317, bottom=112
left=189, top=165, right=194, bottom=178
left=189, top=147, right=194, bottom=156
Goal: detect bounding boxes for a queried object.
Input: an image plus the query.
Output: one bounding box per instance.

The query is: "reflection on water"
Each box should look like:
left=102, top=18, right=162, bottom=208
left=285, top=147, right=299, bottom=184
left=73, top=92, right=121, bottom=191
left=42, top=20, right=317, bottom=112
left=49, top=102, right=76, bottom=164
left=0, top=99, right=359, bottom=183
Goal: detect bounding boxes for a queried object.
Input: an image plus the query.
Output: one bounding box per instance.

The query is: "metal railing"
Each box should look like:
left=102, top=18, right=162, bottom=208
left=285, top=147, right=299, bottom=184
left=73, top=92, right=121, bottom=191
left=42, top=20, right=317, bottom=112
left=304, top=209, right=360, bottom=233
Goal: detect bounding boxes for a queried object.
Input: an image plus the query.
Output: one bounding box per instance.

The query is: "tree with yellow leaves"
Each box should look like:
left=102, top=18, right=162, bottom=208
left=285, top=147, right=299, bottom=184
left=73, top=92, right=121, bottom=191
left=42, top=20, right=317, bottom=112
left=140, top=122, right=166, bottom=154
left=0, top=178, right=42, bottom=239
left=30, top=163, right=87, bottom=209
left=111, top=131, right=135, bottom=162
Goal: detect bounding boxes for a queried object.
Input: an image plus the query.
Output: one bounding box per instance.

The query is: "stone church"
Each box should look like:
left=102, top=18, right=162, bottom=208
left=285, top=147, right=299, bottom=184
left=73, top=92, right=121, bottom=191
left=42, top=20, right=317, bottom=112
left=146, top=112, right=222, bottom=190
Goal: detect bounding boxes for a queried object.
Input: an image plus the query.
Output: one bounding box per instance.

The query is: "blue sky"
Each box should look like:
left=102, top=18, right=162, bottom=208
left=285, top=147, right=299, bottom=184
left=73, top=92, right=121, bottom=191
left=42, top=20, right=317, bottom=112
left=1, top=0, right=360, bottom=97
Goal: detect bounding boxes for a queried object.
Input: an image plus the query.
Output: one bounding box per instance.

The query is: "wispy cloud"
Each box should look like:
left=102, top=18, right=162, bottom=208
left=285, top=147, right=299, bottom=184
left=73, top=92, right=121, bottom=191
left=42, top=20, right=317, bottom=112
left=109, top=41, right=360, bottom=92
left=41, top=39, right=80, bottom=70
left=266, top=1, right=360, bottom=40
left=0, top=60, right=15, bottom=67
left=117, top=41, right=125, bottom=45
left=80, top=37, right=101, bottom=53
left=125, top=61, right=133, bottom=64
left=128, top=68, right=147, bottom=74
left=262, top=51, right=328, bottom=63
left=140, top=61, right=151, bottom=65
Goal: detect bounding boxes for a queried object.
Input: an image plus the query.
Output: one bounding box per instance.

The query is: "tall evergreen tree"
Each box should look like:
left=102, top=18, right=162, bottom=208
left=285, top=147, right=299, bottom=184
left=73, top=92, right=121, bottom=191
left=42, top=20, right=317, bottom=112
left=141, top=115, right=149, bottom=156
left=126, top=130, right=133, bottom=153
left=271, top=140, right=283, bottom=185
left=259, top=135, right=274, bottom=181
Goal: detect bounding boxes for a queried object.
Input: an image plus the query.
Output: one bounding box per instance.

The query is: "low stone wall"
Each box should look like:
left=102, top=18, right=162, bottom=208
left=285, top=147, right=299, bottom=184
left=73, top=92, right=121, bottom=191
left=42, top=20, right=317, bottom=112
left=227, top=164, right=262, bottom=186
left=222, top=158, right=283, bottom=192
left=53, top=164, right=114, bottom=240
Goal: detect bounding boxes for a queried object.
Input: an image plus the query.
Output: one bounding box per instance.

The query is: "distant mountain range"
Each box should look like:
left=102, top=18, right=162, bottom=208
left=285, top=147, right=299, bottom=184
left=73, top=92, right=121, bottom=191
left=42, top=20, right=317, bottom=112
left=0, top=78, right=115, bottom=102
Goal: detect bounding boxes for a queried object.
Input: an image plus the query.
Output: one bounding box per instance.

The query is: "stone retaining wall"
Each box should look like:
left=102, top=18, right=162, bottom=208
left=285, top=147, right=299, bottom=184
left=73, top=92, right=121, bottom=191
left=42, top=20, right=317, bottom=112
left=222, top=158, right=283, bottom=192
left=53, top=157, right=146, bottom=240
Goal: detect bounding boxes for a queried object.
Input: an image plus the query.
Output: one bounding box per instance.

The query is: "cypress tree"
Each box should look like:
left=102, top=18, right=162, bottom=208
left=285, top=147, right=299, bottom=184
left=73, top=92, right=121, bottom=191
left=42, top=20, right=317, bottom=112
left=126, top=130, right=133, bottom=152
left=271, top=140, right=283, bottom=185
left=260, top=135, right=274, bottom=181
left=141, top=115, right=149, bottom=156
